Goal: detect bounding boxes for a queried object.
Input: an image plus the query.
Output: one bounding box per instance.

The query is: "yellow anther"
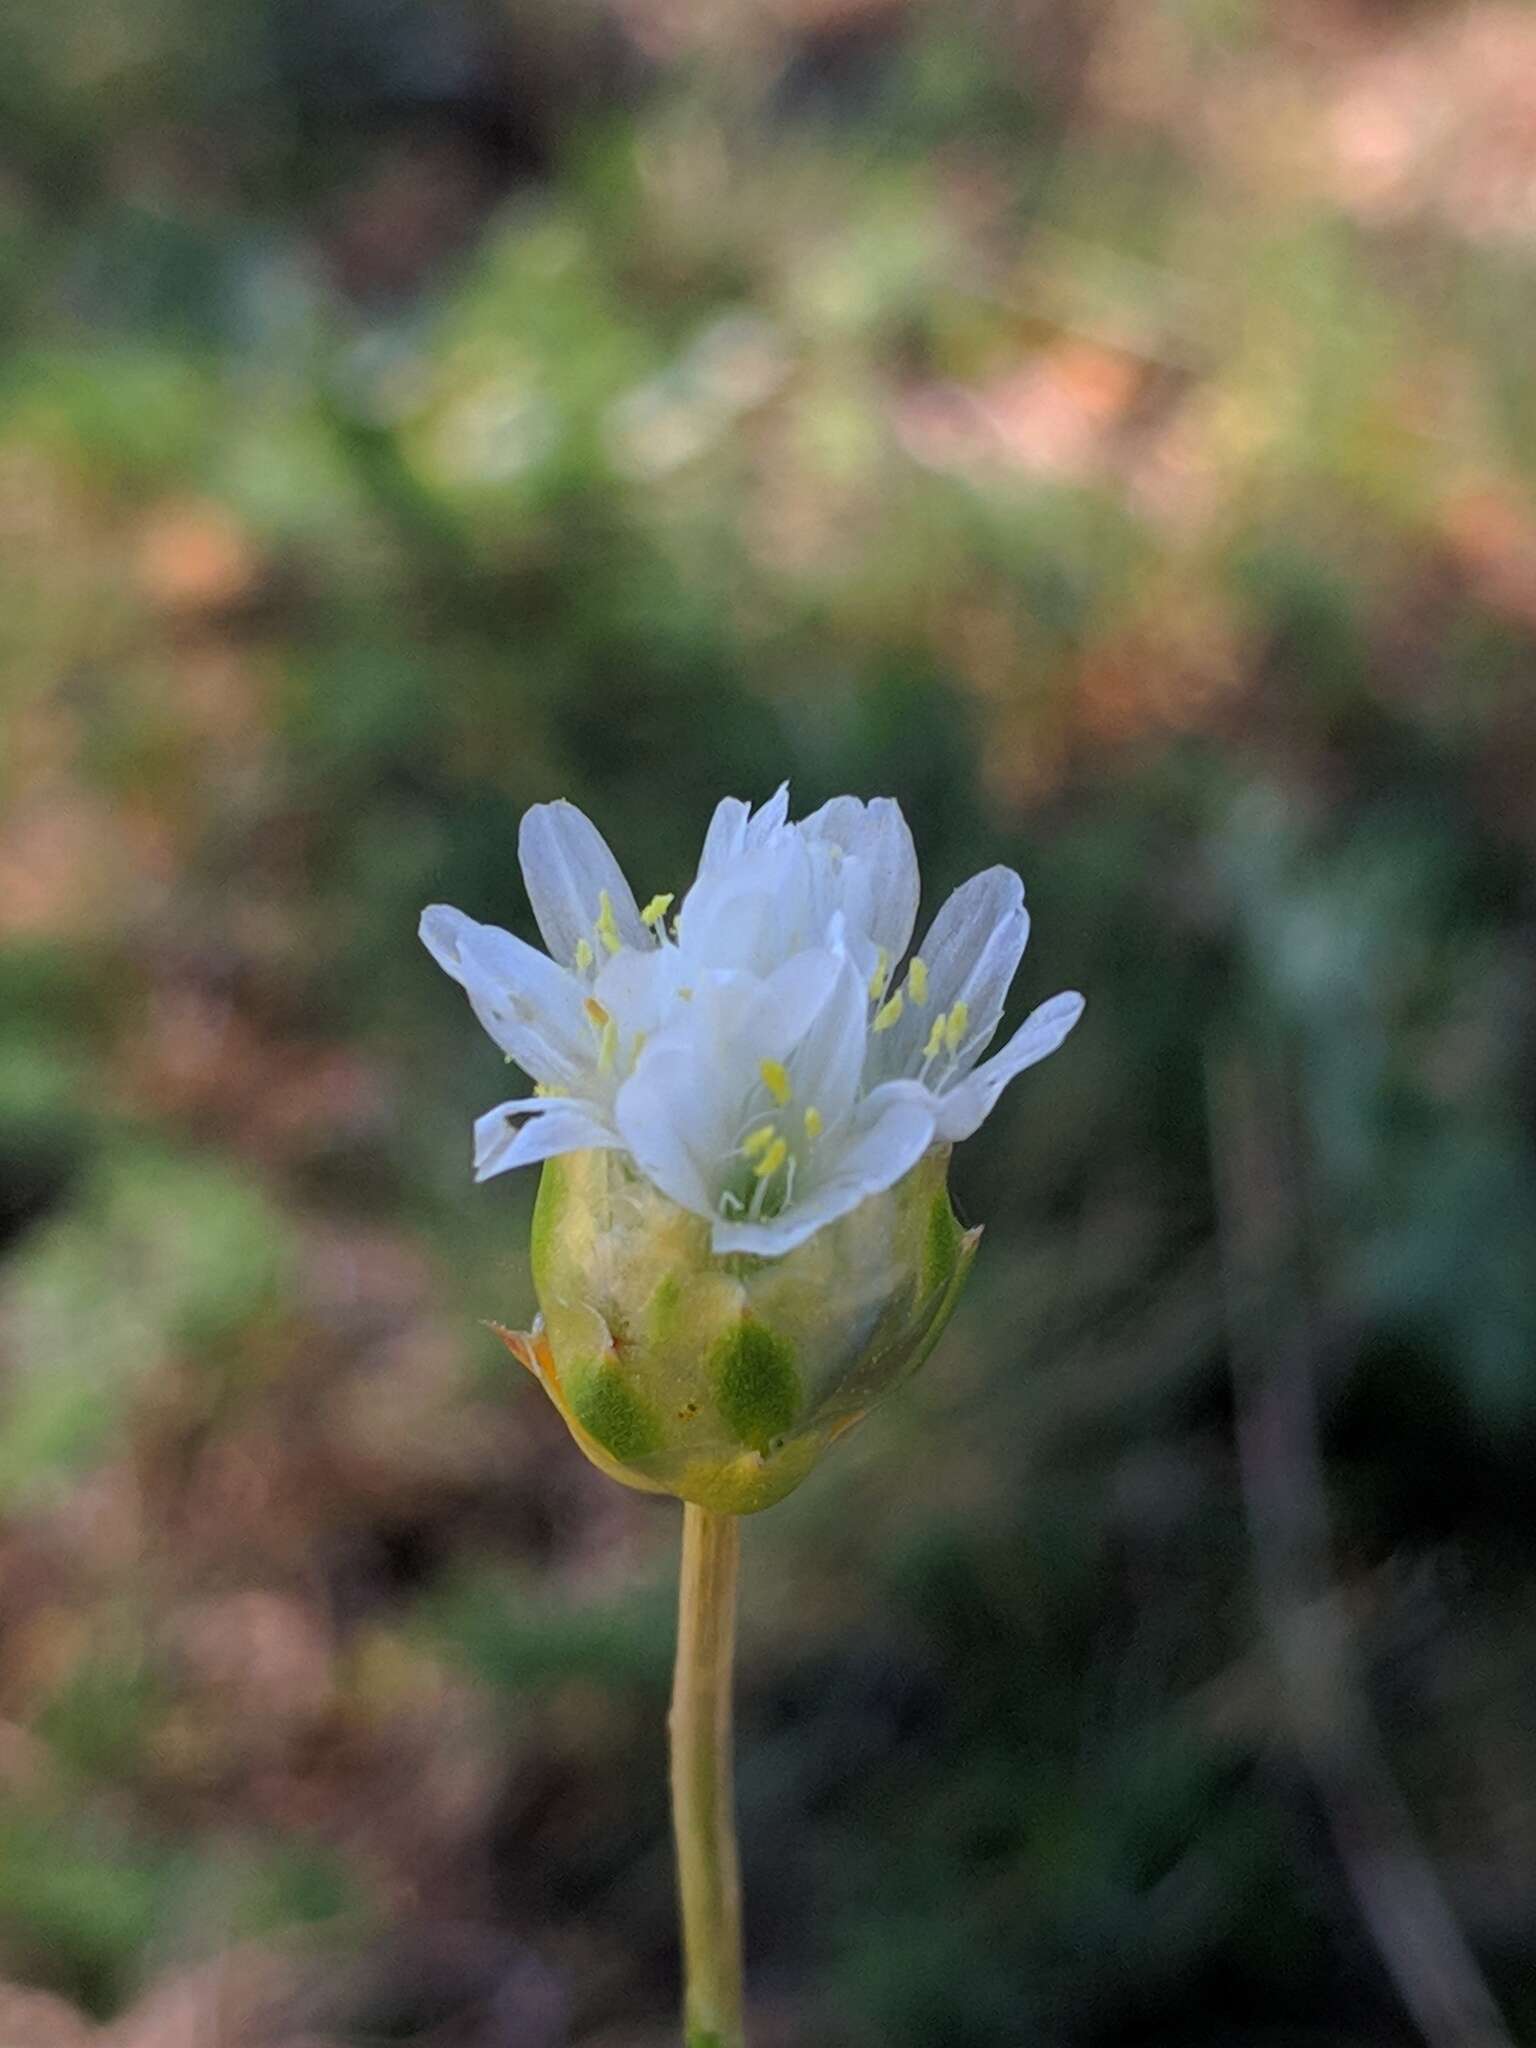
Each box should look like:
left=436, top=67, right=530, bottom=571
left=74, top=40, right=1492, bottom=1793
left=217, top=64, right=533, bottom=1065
left=742, top=1123, right=776, bottom=1157
left=598, top=1017, right=618, bottom=1073
left=922, top=1014, right=946, bottom=1060
left=907, top=957, right=929, bottom=1005
left=803, top=1105, right=823, bottom=1139
left=759, top=1058, right=792, bottom=1105
left=596, top=889, right=621, bottom=955
left=753, top=1136, right=789, bottom=1179
left=873, top=991, right=904, bottom=1033
left=574, top=937, right=594, bottom=973
left=583, top=996, right=609, bottom=1029
left=944, top=1000, right=970, bottom=1055
left=640, top=892, right=675, bottom=928
left=868, top=947, right=890, bottom=1000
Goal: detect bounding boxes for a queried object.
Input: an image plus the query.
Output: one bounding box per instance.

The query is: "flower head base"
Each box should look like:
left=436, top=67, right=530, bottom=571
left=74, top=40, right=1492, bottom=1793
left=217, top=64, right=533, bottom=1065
left=423, top=786, right=1081, bottom=1509
left=499, top=1143, right=977, bottom=1513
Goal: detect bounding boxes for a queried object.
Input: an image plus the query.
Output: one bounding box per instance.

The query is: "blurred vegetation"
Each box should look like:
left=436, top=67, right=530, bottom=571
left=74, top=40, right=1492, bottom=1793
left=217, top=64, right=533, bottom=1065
left=3, top=0, right=1536, bottom=2042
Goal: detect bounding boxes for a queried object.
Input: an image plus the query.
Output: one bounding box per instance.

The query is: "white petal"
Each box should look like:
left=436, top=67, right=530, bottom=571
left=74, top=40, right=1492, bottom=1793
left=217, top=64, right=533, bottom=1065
left=919, top=866, right=1028, bottom=1029
left=615, top=948, right=846, bottom=1220
left=420, top=904, right=591, bottom=1087
left=473, top=1098, right=621, bottom=1180
left=696, top=783, right=790, bottom=876
left=796, top=794, right=864, bottom=846
left=614, top=1044, right=721, bottom=1219
left=639, top=948, right=840, bottom=1084
left=591, top=941, right=693, bottom=1043
left=872, top=866, right=1029, bottom=1078
left=676, top=836, right=818, bottom=975
left=748, top=782, right=791, bottom=842
left=932, top=991, right=1085, bottom=1141
left=762, top=948, right=845, bottom=1049
left=712, top=1083, right=934, bottom=1257
left=799, top=795, right=919, bottom=965
left=784, top=954, right=867, bottom=1126
left=698, top=796, right=751, bottom=875
left=518, top=801, right=648, bottom=970
left=419, top=902, right=480, bottom=981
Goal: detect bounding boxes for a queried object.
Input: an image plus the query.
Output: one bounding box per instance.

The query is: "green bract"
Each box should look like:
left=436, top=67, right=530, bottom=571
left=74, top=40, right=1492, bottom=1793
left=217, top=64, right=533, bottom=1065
left=498, top=1147, right=980, bottom=1514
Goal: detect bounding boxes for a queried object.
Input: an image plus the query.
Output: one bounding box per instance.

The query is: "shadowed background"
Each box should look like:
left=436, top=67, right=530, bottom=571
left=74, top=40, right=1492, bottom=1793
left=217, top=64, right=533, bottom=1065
left=3, top=2, right=1536, bottom=2043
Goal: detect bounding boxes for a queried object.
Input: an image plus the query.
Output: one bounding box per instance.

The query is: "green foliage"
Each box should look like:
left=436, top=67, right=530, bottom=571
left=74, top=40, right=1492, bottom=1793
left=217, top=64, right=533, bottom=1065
left=0, top=1147, right=293, bottom=1507
left=0, top=1810, right=184, bottom=2014
left=420, top=1566, right=673, bottom=1698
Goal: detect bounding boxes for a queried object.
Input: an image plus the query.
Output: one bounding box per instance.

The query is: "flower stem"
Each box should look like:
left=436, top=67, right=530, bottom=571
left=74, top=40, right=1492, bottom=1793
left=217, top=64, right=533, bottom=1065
left=669, top=1501, right=746, bottom=2048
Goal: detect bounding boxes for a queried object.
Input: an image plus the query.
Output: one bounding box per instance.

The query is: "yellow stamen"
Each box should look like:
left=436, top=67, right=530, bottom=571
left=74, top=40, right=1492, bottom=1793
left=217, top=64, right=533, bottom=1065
left=574, top=937, right=594, bottom=973
left=596, top=889, right=621, bottom=955
left=868, top=947, right=890, bottom=1000
left=598, top=1017, right=618, bottom=1072
left=803, top=1105, right=823, bottom=1139
left=583, top=996, right=609, bottom=1029
left=922, top=1014, right=946, bottom=1060
left=753, top=1136, right=788, bottom=1179
left=873, top=991, right=904, bottom=1033
left=759, top=1058, right=792, bottom=1105
left=742, top=1124, right=776, bottom=1157
left=640, top=892, right=674, bottom=928
left=907, top=956, right=928, bottom=1005
left=944, top=1000, right=970, bottom=1055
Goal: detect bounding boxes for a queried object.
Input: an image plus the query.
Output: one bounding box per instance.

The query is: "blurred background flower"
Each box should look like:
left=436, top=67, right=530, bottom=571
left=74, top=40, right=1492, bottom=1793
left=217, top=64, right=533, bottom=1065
left=2, top=1, right=1536, bottom=2043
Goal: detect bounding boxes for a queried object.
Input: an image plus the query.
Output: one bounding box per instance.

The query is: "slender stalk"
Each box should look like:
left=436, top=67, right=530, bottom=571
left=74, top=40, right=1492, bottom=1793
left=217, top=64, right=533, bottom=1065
left=669, top=1501, right=746, bottom=2048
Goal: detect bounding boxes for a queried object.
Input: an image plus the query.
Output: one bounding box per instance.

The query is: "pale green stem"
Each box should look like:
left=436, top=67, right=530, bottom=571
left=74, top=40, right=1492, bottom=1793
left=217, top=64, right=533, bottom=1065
left=669, top=1501, right=746, bottom=2048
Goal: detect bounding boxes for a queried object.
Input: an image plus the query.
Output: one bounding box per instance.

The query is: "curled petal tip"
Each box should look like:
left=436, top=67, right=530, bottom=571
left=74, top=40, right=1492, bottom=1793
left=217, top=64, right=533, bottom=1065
left=418, top=903, right=460, bottom=960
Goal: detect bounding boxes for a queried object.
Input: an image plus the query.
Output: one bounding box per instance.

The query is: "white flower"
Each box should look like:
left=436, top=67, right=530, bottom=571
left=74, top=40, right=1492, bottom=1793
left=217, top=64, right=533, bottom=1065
left=421, top=788, right=1083, bottom=1257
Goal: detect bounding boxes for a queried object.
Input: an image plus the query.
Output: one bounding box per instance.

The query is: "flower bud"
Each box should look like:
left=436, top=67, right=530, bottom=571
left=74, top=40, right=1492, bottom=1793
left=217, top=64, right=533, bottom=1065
left=495, top=1145, right=979, bottom=1515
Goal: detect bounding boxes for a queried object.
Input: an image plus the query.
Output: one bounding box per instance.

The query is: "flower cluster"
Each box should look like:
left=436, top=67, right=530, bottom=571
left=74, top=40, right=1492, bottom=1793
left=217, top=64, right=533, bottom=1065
left=421, top=786, right=1083, bottom=1258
